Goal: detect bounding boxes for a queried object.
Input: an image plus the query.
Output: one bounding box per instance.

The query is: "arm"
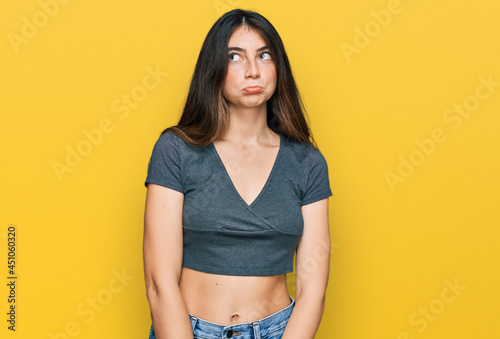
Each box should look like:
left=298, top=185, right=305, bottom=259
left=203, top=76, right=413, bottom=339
left=143, top=183, right=194, bottom=339
left=282, top=197, right=331, bottom=339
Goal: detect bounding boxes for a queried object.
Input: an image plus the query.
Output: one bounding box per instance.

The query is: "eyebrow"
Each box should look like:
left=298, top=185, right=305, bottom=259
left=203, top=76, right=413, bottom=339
left=227, top=46, right=270, bottom=53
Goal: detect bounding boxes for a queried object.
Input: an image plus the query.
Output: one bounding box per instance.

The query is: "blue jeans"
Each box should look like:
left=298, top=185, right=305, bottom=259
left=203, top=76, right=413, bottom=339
left=149, top=295, right=295, bottom=339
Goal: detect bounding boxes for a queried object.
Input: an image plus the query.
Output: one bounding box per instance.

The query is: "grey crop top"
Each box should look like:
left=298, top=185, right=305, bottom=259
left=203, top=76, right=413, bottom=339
left=144, top=131, right=333, bottom=276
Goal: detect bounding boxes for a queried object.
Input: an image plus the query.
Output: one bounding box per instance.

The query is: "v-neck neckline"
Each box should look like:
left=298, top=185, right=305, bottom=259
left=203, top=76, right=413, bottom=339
left=210, top=132, right=284, bottom=208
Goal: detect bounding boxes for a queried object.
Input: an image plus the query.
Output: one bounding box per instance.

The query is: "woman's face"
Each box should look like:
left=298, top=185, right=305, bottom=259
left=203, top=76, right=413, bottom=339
left=222, top=26, right=277, bottom=111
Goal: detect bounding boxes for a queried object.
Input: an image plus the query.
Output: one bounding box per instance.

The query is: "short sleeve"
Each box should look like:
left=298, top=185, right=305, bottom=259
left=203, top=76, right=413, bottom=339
left=144, top=132, right=184, bottom=193
left=301, top=149, right=333, bottom=206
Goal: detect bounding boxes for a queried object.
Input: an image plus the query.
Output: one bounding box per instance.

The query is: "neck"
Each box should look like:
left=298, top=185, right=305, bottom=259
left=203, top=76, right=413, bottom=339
left=222, top=104, right=274, bottom=143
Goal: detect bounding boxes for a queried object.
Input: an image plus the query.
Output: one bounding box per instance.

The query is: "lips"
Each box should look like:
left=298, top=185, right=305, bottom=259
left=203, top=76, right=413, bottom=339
left=243, top=86, right=263, bottom=94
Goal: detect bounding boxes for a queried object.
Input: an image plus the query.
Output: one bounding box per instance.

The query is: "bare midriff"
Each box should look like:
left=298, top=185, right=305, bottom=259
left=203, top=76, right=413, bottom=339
left=179, top=267, right=291, bottom=326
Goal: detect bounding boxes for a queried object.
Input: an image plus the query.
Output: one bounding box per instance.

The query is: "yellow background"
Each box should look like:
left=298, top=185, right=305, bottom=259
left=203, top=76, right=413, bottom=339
left=1, top=0, right=499, bottom=338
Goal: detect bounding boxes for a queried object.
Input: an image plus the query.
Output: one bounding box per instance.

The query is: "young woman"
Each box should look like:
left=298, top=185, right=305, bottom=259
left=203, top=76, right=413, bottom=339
left=143, top=9, right=333, bottom=339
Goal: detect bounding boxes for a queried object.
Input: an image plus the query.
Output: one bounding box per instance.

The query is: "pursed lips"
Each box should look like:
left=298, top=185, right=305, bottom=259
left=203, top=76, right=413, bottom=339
left=242, top=86, right=263, bottom=94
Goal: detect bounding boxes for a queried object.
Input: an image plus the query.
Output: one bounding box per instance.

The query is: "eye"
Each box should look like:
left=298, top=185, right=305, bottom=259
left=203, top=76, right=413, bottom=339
left=228, top=53, right=242, bottom=62
left=259, top=51, right=272, bottom=60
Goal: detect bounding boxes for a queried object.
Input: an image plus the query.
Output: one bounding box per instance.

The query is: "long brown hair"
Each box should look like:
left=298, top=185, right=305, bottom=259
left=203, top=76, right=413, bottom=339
left=161, top=9, right=317, bottom=148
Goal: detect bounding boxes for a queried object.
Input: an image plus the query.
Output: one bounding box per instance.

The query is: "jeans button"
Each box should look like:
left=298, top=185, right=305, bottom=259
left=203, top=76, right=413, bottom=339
left=226, top=330, right=233, bottom=338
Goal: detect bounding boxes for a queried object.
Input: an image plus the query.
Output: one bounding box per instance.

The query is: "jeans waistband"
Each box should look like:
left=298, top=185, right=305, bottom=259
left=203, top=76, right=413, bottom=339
left=188, top=295, right=295, bottom=338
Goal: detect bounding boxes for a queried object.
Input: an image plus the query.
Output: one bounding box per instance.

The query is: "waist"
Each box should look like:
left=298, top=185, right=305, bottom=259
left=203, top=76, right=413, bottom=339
left=189, top=296, right=295, bottom=339
left=179, top=267, right=291, bottom=325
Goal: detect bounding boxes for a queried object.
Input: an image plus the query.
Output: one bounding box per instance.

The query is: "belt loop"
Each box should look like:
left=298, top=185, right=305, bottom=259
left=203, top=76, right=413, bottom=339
left=189, top=316, right=197, bottom=331
left=253, top=321, right=260, bottom=339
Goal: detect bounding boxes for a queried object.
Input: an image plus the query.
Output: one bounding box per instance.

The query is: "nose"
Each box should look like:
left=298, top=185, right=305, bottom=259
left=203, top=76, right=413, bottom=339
left=245, top=58, right=260, bottom=79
